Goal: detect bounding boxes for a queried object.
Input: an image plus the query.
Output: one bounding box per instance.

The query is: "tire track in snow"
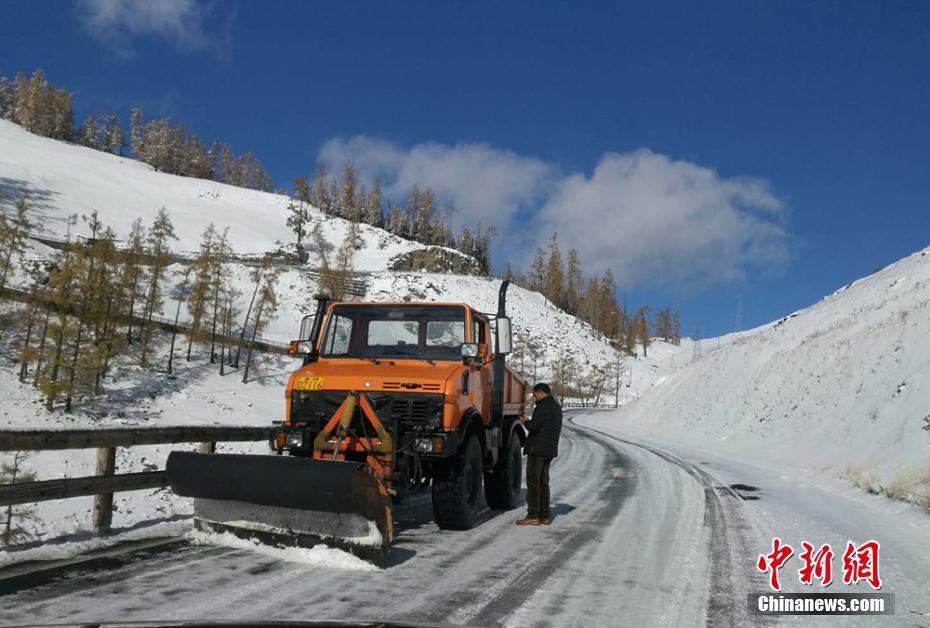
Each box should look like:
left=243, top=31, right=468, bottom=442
left=573, top=412, right=772, bottom=628
left=454, top=422, right=638, bottom=627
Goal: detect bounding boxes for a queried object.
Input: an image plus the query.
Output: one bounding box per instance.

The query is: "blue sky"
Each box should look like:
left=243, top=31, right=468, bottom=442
left=2, top=0, right=929, bottom=337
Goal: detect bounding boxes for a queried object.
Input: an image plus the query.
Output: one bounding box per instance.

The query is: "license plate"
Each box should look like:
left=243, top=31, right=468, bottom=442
left=297, top=375, right=324, bottom=390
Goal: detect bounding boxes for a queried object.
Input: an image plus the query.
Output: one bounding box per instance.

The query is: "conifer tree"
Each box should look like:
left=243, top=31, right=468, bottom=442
left=0, top=75, right=13, bottom=119
left=342, top=163, right=360, bottom=222
left=103, top=112, right=124, bottom=155
left=120, top=219, right=146, bottom=346
left=218, top=287, right=236, bottom=375
left=327, top=179, right=342, bottom=218
left=528, top=248, right=546, bottom=292
left=16, top=264, right=48, bottom=383
left=89, top=226, right=122, bottom=393
left=286, top=199, right=309, bottom=251
left=385, top=203, right=404, bottom=234
left=31, top=296, right=52, bottom=389
left=77, top=113, right=101, bottom=149
left=635, top=305, right=652, bottom=357
left=0, top=195, right=31, bottom=291
left=167, top=266, right=192, bottom=375
left=312, top=165, right=330, bottom=213
left=544, top=233, right=564, bottom=306
left=242, top=267, right=279, bottom=383
left=564, top=249, right=583, bottom=315
left=40, top=246, right=78, bottom=410
left=186, top=225, right=217, bottom=360
left=130, top=107, right=145, bottom=159
left=415, top=188, right=436, bottom=244
left=366, top=178, right=384, bottom=227
left=234, top=255, right=272, bottom=369
left=207, top=228, right=233, bottom=363
left=63, top=212, right=107, bottom=410
left=139, top=208, right=177, bottom=367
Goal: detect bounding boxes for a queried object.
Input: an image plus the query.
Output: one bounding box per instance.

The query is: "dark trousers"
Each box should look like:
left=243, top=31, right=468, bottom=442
left=526, top=455, right=552, bottom=519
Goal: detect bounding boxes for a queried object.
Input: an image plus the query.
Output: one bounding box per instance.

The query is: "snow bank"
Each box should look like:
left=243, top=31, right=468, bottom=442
left=0, top=519, right=189, bottom=568
left=186, top=529, right=377, bottom=571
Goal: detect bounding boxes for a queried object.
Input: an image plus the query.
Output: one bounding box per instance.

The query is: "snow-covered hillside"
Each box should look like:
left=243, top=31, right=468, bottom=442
left=0, top=119, right=442, bottom=269
left=615, top=245, right=930, bottom=505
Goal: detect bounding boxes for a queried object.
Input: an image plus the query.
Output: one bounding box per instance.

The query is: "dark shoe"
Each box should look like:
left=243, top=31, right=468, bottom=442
left=515, top=517, right=541, bottom=526
left=541, top=517, right=552, bottom=525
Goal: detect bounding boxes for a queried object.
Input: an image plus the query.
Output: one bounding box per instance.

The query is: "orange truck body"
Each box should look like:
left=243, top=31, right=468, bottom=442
left=275, top=296, right=527, bottom=500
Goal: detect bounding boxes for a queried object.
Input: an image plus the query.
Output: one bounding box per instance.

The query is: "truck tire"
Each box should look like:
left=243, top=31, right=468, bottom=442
left=484, top=436, right=522, bottom=510
left=432, top=436, right=483, bottom=530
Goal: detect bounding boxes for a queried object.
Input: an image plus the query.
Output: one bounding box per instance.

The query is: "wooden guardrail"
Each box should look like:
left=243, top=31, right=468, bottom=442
left=0, top=283, right=291, bottom=355
left=0, top=426, right=274, bottom=533
left=26, top=234, right=370, bottom=297
left=562, top=402, right=620, bottom=409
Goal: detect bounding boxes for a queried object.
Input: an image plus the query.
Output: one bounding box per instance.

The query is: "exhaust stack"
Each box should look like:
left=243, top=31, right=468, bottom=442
left=492, top=280, right=510, bottom=425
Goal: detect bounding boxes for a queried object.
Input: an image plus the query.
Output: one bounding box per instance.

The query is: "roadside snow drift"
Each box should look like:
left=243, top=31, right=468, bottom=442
left=616, top=245, right=930, bottom=500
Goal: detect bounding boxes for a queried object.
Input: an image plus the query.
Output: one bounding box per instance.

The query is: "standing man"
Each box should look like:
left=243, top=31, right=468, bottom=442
left=516, top=383, right=563, bottom=526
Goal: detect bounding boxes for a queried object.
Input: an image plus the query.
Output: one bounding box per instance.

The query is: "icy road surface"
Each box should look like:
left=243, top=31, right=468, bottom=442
left=3, top=410, right=929, bottom=627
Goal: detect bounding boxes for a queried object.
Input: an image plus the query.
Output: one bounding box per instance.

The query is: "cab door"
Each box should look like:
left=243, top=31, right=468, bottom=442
left=471, top=314, right=492, bottom=421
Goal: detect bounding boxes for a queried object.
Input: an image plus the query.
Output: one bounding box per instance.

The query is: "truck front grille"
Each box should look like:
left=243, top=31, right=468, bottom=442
left=368, top=392, right=443, bottom=430
left=290, top=391, right=443, bottom=433
left=390, top=397, right=431, bottom=424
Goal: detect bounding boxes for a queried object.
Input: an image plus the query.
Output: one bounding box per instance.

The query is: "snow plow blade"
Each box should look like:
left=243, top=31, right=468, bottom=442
left=165, top=451, right=393, bottom=566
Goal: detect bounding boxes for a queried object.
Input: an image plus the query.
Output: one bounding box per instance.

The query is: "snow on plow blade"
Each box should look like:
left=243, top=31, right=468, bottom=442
left=166, top=451, right=393, bottom=566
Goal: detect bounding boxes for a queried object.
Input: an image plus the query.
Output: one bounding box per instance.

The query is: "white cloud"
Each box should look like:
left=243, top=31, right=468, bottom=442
left=318, top=136, right=555, bottom=233
left=318, top=137, right=790, bottom=289
left=76, top=0, right=229, bottom=56
left=535, top=149, right=790, bottom=287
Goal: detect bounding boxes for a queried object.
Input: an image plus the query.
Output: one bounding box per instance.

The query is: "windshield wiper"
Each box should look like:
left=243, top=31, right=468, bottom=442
left=326, top=353, right=393, bottom=365
left=381, top=349, right=436, bottom=365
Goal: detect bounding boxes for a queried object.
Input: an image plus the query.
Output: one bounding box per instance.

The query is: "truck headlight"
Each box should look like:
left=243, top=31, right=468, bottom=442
left=286, top=432, right=304, bottom=448
left=415, top=438, right=434, bottom=453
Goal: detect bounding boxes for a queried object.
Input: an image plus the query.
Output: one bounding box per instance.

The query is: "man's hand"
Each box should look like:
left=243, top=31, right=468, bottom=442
left=519, top=415, right=527, bottom=424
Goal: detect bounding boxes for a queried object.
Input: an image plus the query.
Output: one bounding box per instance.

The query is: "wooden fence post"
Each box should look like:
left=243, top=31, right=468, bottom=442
left=93, top=446, right=116, bottom=533
left=198, top=442, right=216, bottom=454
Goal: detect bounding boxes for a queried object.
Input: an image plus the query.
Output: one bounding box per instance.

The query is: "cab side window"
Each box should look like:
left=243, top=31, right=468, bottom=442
left=473, top=320, right=486, bottom=344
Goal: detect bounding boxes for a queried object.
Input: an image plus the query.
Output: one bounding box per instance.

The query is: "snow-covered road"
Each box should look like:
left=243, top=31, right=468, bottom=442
left=3, top=410, right=928, bottom=627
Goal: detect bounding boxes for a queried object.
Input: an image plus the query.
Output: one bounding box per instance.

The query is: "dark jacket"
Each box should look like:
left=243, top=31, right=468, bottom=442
left=524, top=395, right=562, bottom=458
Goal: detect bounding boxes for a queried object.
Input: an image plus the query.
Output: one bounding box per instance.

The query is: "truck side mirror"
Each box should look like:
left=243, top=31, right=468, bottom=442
left=495, top=317, right=512, bottom=355
left=298, top=314, right=317, bottom=342
left=288, top=340, right=315, bottom=356
left=291, top=313, right=319, bottom=364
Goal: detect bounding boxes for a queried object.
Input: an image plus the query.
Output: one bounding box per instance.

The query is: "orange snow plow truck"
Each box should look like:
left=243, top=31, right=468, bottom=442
left=166, top=281, right=526, bottom=565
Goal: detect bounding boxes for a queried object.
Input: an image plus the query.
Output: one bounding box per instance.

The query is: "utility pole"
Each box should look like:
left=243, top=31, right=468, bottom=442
left=65, top=213, right=78, bottom=242
left=614, top=350, right=621, bottom=408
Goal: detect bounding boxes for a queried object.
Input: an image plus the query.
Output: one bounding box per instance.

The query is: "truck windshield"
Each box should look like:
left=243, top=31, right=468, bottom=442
left=320, top=304, right=468, bottom=361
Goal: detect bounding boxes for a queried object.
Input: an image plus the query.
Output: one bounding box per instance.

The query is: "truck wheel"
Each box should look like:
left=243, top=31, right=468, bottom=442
left=432, top=436, right=483, bottom=530
left=484, top=436, right=522, bottom=510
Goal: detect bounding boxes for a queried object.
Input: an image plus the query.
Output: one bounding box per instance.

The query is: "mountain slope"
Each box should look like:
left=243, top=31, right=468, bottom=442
left=0, top=119, right=444, bottom=269
left=616, top=245, right=930, bottom=501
